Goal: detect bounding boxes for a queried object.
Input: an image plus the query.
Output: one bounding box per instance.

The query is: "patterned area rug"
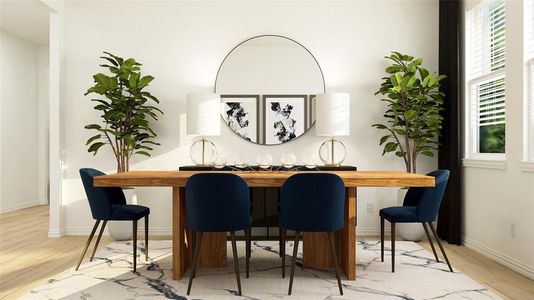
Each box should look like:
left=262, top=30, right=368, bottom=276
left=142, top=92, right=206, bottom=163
left=23, top=240, right=500, bottom=299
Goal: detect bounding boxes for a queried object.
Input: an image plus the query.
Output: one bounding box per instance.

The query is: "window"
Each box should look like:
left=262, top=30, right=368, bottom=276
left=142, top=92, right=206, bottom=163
left=466, top=0, right=506, bottom=158
left=526, top=0, right=534, bottom=161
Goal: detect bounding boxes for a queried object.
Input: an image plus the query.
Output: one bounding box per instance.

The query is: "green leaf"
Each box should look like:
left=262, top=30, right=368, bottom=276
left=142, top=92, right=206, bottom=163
left=135, top=151, right=151, bottom=157
left=138, top=75, right=154, bottom=88
left=85, top=134, right=102, bottom=145
left=85, top=124, right=102, bottom=130
left=379, top=135, right=391, bottom=145
left=383, top=142, right=398, bottom=154
left=88, top=142, right=105, bottom=154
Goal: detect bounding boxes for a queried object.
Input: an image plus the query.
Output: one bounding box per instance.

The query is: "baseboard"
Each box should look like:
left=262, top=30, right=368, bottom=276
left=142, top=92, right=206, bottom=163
left=63, top=227, right=389, bottom=237
left=0, top=200, right=40, bottom=214
left=48, top=229, right=64, bottom=238
left=462, top=235, right=534, bottom=280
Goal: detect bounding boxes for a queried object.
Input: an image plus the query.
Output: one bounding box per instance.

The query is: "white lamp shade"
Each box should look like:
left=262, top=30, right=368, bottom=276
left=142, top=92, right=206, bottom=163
left=315, top=92, right=351, bottom=136
left=186, top=93, right=221, bottom=136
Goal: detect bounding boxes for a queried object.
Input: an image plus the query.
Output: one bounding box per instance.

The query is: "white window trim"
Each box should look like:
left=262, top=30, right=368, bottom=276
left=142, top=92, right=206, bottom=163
left=463, top=158, right=507, bottom=170
left=464, top=0, right=507, bottom=163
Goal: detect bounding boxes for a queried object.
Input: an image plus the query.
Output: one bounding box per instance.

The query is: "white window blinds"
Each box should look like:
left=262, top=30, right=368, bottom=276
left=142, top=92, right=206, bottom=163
left=526, top=0, right=534, bottom=160
left=467, top=0, right=506, bottom=154
left=467, top=0, right=506, bottom=79
left=526, top=0, right=534, bottom=58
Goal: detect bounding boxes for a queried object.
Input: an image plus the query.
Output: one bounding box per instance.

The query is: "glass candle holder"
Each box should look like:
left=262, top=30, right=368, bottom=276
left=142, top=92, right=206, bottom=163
left=256, top=153, right=273, bottom=169
left=280, top=153, right=297, bottom=169
left=234, top=153, right=250, bottom=169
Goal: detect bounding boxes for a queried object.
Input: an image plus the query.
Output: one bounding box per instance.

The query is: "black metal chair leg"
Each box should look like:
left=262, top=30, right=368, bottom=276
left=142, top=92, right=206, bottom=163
left=145, top=215, right=149, bottom=261
left=90, top=220, right=107, bottom=262
left=391, top=222, right=395, bottom=273
left=279, top=227, right=283, bottom=257
left=230, top=231, right=242, bottom=296
left=187, top=231, right=203, bottom=295
left=245, top=228, right=251, bottom=278
left=328, top=232, right=343, bottom=295
left=428, top=222, right=453, bottom=272
left=422, top=222, right=440, bottom=262
left=281, top=229, right=286, bottom=278
left=75, top=220, right=100, bottom=271
left=133, top=220, right=137, bottom=272
left=380, top=217, right=384, bottom=262
left=288, top=230, right=300, bottom=295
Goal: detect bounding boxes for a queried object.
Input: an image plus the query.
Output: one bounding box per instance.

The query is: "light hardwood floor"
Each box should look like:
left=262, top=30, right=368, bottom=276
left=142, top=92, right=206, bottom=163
left=1, top=206, right=533, bottom=299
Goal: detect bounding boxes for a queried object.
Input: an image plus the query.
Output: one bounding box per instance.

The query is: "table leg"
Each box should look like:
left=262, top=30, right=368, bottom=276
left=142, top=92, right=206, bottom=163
left=339, top=187, right=357, bottom=280
left=172, top=187, right=193, bottom=280
left=197, top=232, right=227, bottom=268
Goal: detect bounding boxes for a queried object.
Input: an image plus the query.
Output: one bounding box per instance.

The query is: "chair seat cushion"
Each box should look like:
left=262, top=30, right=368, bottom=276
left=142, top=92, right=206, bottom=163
left=379, top=206, right=418, bottom=223
left=110, top=204, right=150, bottom=220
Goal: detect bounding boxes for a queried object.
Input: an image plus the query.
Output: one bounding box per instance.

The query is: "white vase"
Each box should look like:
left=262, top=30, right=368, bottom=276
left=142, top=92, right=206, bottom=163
left=108, top=188, right=137, bottom=241
left=396, top=188, right=425, bottom=241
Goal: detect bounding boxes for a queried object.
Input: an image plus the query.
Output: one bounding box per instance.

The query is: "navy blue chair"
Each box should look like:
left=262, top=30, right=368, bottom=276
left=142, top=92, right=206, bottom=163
left=279, top=173, right=345, bottom=295
left=78, top=168, right=150, bottom=272
left=379, top=169, right=452, bottom=273
left=185, top=173, right=251, bottom=296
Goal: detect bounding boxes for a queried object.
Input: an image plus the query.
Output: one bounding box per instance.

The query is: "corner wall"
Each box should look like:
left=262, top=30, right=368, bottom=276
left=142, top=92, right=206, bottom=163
left=0, top=30, right=40, bottom=213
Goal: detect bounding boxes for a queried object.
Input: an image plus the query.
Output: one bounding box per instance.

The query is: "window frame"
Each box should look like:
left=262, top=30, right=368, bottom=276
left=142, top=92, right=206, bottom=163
left=464, top=0, right=507, bottom=161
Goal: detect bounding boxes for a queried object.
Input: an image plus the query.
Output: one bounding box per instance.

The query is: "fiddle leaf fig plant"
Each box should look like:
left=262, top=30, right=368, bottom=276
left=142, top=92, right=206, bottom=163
left=84, top=52, right=163, bottom=173
left=373, top=51, right=445, bottom=173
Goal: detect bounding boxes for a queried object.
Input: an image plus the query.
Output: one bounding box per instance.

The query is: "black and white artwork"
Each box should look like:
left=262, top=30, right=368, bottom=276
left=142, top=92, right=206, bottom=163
left=221, top=95, right=259, bottom=143
left=264, top=95, right=307, bottom=145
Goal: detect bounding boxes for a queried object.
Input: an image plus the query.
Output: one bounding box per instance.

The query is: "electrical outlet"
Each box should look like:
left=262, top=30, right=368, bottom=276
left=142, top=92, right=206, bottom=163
left=510, top=223, right=516, bottom=238
left=367, top=202, right=374, bottom=213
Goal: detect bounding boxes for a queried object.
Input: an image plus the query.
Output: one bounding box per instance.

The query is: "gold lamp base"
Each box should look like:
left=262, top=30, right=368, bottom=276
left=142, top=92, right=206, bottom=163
left=319, top=138, right=347, bottom=166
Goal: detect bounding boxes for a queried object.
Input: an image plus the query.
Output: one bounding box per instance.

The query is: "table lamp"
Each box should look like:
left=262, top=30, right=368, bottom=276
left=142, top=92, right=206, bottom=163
left=315, top=92, right=350, bottom=166
left=186, top=93, right=221, bottom=166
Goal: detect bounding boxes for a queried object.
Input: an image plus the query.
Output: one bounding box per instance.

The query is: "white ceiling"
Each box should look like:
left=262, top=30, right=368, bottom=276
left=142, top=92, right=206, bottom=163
left=1, top=0, right=50, bottom=46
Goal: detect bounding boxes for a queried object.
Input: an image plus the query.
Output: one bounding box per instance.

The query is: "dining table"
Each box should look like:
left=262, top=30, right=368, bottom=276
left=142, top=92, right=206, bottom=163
left=94, top=170, right=435, bottom=281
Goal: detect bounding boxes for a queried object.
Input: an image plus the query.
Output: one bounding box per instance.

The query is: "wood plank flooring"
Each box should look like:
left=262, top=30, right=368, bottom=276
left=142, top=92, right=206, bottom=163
left=1, top=206, right=533, bottom=299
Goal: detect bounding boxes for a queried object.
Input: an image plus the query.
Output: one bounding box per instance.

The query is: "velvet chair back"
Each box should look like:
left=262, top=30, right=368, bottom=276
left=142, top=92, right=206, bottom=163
left=280, top=173, right=345, bottom=232
left=185, top=173, right=251, bottom=232
left=79, top=168, right=126, bottom=220
left=402, top=169, right=450, bottom=222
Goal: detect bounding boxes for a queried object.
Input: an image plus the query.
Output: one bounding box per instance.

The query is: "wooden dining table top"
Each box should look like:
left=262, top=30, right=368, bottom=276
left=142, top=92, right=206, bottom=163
left=93, top=170, right=435, bottom=188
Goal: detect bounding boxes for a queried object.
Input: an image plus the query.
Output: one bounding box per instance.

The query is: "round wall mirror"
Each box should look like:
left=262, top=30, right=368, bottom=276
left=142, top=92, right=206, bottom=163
left=215, top=35, right=325, bottom=145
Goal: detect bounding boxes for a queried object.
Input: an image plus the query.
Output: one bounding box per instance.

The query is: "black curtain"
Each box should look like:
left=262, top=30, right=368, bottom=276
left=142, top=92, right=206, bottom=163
left=437, top=0, right=462, bottom=245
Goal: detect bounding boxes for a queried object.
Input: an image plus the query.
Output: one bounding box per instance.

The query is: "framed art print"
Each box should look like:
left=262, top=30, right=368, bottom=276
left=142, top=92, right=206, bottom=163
left=221, top=95, right=260, bottom=143
left=263, top=95, right=307, bottom=145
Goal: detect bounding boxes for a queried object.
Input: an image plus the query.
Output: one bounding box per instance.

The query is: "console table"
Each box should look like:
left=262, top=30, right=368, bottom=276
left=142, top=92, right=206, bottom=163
left=94, top=170, right=434, bottom=281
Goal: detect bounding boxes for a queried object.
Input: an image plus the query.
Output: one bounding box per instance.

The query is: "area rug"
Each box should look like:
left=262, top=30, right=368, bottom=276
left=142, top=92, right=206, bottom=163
left=23, top=240, right=500, bottom=299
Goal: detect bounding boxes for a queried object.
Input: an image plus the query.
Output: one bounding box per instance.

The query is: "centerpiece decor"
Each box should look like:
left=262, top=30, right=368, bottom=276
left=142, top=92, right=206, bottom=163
left=373, top=51, right=446, bottom=240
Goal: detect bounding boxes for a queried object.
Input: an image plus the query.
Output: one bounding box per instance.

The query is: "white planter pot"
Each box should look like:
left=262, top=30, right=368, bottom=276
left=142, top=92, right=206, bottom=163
left=396, top=188, right=425, bottom=242
left=108, top=189, right=137, bottom=241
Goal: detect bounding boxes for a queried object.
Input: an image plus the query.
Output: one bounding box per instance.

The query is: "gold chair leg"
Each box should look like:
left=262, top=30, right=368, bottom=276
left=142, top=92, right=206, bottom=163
left=145, top=215, right=149, bottom=261
left=75, top=220, right=101, bottom=271
left=89, top=220, right=107, bottom=262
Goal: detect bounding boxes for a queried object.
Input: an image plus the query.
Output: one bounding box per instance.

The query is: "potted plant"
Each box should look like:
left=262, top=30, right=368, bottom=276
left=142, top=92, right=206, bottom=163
left=85, top=52, right=163, bottom=240
left=373, top=51, right=445, bottom=240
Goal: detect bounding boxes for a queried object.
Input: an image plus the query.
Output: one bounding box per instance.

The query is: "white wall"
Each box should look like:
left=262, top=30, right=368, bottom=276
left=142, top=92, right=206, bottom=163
left=462, top=0, right=534, bottom=279
left=57, top=1, right=439, bottom=235
left=0, top=30, right=40, bottom=213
